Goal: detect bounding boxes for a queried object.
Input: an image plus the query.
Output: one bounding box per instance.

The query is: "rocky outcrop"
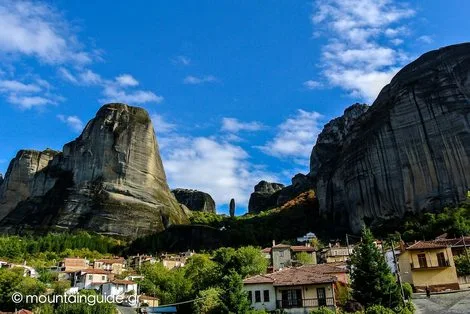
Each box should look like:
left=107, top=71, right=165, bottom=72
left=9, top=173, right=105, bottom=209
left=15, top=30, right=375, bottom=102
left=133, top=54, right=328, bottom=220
left=0, top=104, right=188, bottom=238
left=309, top=43, right=470, bottom=232
left=172, top=188, right=216, bottom=213
left=0, top=149, right=58, bottom=221
left=248, top=181, right=284, bottom=213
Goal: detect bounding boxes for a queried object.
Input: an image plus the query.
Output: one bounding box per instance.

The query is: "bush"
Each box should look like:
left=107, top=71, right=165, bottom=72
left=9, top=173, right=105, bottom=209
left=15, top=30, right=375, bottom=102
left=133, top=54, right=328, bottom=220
left=402, top=283, right=413, bottom=300
left=365, top=305, right=394, bottom=314
left=310, top=307, right=336, bottom=314
left=395, top=301, right=415, bottom=314
left=343, top=300, right=364, bottom=313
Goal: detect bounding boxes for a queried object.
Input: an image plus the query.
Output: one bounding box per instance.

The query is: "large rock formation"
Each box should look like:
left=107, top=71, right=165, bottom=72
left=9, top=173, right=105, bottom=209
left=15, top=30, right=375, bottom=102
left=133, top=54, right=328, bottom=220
left=0, top=149, right=58, bottom=221
left=0, top=104, right=188, bottom=238
left=172, top=188, right=216, bottom=213
left=248, top=181, right=284, bottom=214
left=309, top=43, right=470, bottom=232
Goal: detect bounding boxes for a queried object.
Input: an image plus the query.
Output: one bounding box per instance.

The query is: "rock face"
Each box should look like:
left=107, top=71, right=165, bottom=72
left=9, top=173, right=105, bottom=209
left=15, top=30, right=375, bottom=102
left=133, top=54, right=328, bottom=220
left=0, top=149, right=58, bottom=221
left=172, top=188, right=216, bottom=213
left=0, top=104, right=188, bottom=238
left=309, top=43, right=470, bottom=232
left=248, top=181, right=284, bottom=214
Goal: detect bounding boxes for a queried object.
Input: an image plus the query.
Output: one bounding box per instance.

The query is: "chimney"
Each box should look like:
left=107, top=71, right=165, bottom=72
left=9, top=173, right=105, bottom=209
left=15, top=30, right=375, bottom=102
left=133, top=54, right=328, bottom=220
left=272, top=240, right=276, bottom=247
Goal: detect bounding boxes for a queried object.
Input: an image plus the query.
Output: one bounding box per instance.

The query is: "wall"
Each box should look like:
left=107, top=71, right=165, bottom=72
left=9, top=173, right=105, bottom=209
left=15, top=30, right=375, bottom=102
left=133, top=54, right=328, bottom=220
left=272, top=248, right=291, bottom=270
left=243, top=283, right=276, bottom=311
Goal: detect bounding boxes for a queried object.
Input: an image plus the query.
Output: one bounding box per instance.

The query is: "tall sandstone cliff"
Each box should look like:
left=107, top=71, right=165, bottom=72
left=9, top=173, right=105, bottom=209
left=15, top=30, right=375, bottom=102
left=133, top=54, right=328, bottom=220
left=0, top=104, right=188, bottom=238
left=309, top=43, right=470, bottom=232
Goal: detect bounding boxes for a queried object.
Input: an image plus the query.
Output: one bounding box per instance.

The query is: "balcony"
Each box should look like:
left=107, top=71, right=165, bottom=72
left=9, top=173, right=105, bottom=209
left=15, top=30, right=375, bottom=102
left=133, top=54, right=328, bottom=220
left=276, top=297, right=335, bottom=309
left=411, top=260, right=450, bottom=270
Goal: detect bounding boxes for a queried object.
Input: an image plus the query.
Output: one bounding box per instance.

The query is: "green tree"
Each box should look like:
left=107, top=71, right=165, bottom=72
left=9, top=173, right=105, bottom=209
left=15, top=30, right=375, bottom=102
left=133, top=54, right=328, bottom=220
left=454, top=251, right=470, bottom=276
left=296, top=252, right=314, bottom=265
left=193, top=287, right=224, bottom=314
left=349, top=227, right=402, bottom=309
left=219, top=271, right=250, bottom=314
left=184, top=254, right=219, bottom=292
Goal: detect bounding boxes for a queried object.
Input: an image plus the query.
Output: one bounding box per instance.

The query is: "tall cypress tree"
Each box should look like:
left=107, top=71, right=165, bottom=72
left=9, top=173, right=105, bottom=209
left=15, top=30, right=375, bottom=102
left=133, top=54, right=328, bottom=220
left=349, top=227, right=402, bottom=309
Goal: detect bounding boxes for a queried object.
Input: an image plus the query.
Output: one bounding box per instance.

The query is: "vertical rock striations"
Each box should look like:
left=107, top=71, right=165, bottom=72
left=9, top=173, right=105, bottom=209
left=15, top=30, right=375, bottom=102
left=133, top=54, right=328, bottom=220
left=309, top=43, right=470, bottom=232
left=0, top=103, right=188, bottom=238
left=248, top=181, right=284, bottom=214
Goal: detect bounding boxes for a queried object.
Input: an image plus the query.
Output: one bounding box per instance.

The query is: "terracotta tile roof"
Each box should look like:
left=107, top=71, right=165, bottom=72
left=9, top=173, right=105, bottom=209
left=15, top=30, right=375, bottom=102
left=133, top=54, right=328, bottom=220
left=434, top=236, right=470, bottom=247
left=243, top=274, right=274, bottom=284
left=111, top=279, right=136, bottom=285
left=261, top=247, right=272, bottom=253
left=95, top=257, right=125, bottom=264
left=243, top=264, right=340, bottom=286
left=406, top=241, right=447, bottom=250
left=82, top=268, right=110, bottom=275
left=291, top=246, right=315, bottom=252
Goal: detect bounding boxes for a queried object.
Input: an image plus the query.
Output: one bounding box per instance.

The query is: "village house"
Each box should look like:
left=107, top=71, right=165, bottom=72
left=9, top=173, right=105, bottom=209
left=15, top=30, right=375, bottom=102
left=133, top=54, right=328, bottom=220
left=129, top=255, right=156, bottom=270
left=73, top=269, right=110, bottom=290
left=59, top=258, right=89, bottom=272
left=102, top=279, right=138, bottom=298
left=320, top=242, right=354, bottom=264
left=263, top=242, right=317, bottom=272
left=397, top=240, right=460, bottom=292
left=139, top=295, right=160, bottom=307
left=243, top=264, right=348, bottom=313
left=93, top=257, right=126, bottom=275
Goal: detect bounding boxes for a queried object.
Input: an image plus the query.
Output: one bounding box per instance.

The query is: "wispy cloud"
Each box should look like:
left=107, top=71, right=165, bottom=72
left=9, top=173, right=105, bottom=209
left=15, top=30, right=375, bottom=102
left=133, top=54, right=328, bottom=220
left=101, top=84, right=163, bottom=104
left=311, top=0, right=416, bottom=101
left=115, top=74, right=139, bottom=87
left=258, top=110, right=323, bottom=165
left=173, top=55, right=191, bottom=66
left=303, top=80, right=323, bottom=90
left=221, top=118, right=264, bottom=133
left=0, top=1, right=91, bottom=65
left=0, top=78, right=62, bottom=109
left=57, top=114, right=84, bottom=133
left=151, top=114, right=176, bottom=134
left=418, top=35, right=433, bottom=44
left=183, top=75, right=218, bottom=85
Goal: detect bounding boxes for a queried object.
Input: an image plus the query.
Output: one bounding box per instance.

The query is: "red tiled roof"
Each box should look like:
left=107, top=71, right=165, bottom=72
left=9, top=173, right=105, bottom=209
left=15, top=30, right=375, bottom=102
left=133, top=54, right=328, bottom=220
left=95, top=257, right=125, bottom=264
left=406, top=241, right=447, bottom=250
left=434, top=236, right=470, bottom=247
left=261, top=247, right=272, bottom=253
left=272, top=244, right=291, bottom=249
left=243, top=263, right=341, bottom=286
left=291, top=246, right=315, bottom=252
left=111, top=279, right=136, bottom=285
left=82, top=268, right=110, bottom=275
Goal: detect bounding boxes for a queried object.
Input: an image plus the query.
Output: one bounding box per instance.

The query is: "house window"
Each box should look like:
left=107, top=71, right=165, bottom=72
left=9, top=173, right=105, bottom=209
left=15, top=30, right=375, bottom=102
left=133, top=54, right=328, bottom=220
left=102, top=275, right=106, bottom=280
left=281, top=289, right=302, bottom=307
left=279, top=251, right=284, bottom=257
left=417, top=254, right=427, bottom=268
left=247, top=291, right=252, bottom=303
left=437, top=252, right=446, bottom=267
left=255, top=290, right=261, bottom=303
left=263, top=290, right=270, bottom=302
left=88, top=275, right=92, bottom=280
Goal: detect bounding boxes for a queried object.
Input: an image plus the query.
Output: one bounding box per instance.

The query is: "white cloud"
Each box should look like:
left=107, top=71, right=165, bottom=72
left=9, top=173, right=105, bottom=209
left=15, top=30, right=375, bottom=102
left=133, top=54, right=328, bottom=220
left=79, top=69, right=102, bottom=85
left=221, top=118, right=264, bottom=133
left=183, top=75, right=218, bottom=85
left=0, top=80, right=41, bottom=93
left=115, top=74, right=139, bottom=87
left=0, top=1, right=90, bottom=65
left=173, top=55, right=191, bottom=66
left=303, top=80, right=323, bottom=90
left=101, top=84, right=163, bottom=104
left=161, top=136, right=278, bottom=208
left=57, top=114, right=84, bottom=132
left=151, top=114, right=176, bottom=134
left=417, top=35, right=433, bottom=44
left=7, top=94, right=54, bottom=109
left=58, top=67, right=78, bottom=83
left=311, top=0, right=416, bottom=101
left=258, top=110, right=323, bottom=163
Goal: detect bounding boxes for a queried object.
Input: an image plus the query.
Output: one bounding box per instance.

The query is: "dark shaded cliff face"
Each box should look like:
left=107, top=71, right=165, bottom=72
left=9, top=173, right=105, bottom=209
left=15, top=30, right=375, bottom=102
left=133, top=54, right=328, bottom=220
left=309, top=43, right=470, bottom=232
left=172, top=188, right=216, bottom=213
left=0, top=103, right=188, bottom=239
left=248, top=181, right=285, bottom=214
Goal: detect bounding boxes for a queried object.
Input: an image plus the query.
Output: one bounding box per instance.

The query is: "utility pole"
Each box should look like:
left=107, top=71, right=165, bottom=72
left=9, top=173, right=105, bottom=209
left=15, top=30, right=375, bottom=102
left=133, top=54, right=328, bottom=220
left=391, top=240, right=405, bottom=305
left=346, top=234, right=350, bottom=258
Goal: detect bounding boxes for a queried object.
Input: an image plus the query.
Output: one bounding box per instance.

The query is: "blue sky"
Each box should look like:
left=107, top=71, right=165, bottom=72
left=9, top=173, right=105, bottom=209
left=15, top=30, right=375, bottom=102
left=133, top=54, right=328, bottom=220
left=0, top=0, right=469, bottom=214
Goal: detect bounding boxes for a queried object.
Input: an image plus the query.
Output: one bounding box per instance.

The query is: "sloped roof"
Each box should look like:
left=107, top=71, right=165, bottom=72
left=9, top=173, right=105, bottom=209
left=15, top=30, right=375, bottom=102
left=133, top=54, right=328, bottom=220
left=291, top=246, right=315, bottom=252
left=243, top=263, right=341, bottom=286
left=111, top=279, right=135, bottom=285
left=81, top=268, right=110, bottom=275
left=406, top=241, right=447, bottom=250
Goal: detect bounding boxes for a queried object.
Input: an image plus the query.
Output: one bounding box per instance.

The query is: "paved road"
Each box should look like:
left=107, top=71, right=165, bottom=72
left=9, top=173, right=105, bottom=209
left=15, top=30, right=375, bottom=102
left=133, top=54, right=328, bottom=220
left=413, top=290, right=470, bottom=314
